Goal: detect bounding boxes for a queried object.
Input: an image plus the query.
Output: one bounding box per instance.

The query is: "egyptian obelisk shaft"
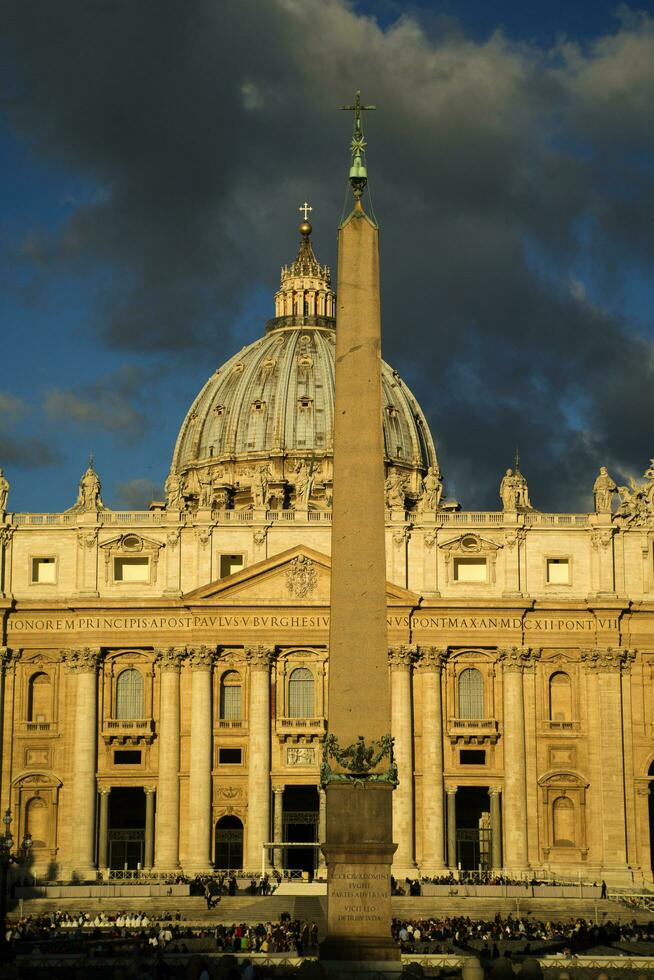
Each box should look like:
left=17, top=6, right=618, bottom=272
left=321, top=94, right=399, bottom=964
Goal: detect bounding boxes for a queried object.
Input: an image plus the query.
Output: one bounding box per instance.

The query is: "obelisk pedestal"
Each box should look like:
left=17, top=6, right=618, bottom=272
left=320, top=93, right=400, bottom=967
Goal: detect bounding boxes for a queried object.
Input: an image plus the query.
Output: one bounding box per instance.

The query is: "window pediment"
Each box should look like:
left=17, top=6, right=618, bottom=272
left=440, top=533, right=502, bottom=555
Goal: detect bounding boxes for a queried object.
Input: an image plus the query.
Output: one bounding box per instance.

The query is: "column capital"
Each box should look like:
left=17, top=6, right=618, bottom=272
left=445, top=785, right=458, bottom=796
left=98, top=786, right=112, bottom=797
left=0, top=647, right=18, bottom=671
left=156, top=646, right=186, bottom=672
left=187, top=645, right=216, bottom=671
left=488, top=785, right=502, bottom=797
left=144, top=785, right=157, bottom=796
left=272, top=784, right=285, bottom=795
left=581, top=647, right=635, bottom=672
left=245, top=645, right=275, bottom=670
left=388, top=645, right=416, bottom=671
left=62, top=647, right=103, bottom=672
left=416, top=646, right=448, bottom=672
left=498, top=646, right=539, bottom=672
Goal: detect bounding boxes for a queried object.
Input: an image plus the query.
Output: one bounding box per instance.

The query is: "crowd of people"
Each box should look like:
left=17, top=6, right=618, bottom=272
left=392, top=873, right=608, bottom=895
left=391, top=912, right=654, bottom=955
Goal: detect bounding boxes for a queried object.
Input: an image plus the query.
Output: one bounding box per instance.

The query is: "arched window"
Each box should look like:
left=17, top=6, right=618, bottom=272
left=553, top=796, right=575, bottom=846
left=26, top=797, right=48, bottom=847
left=458, top=667, right=484, bottom=719
left=549, top=671, right=572, bottom=722
left=27, top=672, right=51, bottom=722
left=215, top=815, right=243, bottom=870
left=115, top=668, right=144, bottom=720
left=288, top=667, right=314, bottom=718
left=220, top=671, right=242, bottom=721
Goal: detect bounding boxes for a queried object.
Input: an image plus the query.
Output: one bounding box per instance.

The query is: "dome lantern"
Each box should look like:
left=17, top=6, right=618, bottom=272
left=270, top=206, right=335, bottom=331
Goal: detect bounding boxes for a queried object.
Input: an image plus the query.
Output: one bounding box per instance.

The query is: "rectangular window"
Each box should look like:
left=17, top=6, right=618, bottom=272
left=218, top=747, right=243, bottom=765
left=114, top=557, right=150, bottom=583
left=453, top=557, right=487, bottom=583
left=547, top=558, right=570, bottom=585
left=31, top=557, right=57, bottom=584
left=460, top=749, right=486, bottom=765
left=220, top=554, right=244, bottom=578
left=114, top=750, right=141, bottom=765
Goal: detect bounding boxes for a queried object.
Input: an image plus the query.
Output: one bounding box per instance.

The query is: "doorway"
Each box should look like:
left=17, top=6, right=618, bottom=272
left=108, top=787, right=145, bottom=870
left=282, top=785, right=319, bottom=875
left=455, top=786, right=491, bottom=871
left=215, top=815, right=244, bottom=869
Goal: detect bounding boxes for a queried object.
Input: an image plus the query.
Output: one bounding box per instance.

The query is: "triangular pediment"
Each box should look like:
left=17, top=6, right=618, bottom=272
left=184, top=544, right=419, bottom=606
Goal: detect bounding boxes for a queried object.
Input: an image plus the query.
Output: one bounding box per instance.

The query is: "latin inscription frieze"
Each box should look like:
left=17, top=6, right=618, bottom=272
left=8, top=613, right=620, bottom=634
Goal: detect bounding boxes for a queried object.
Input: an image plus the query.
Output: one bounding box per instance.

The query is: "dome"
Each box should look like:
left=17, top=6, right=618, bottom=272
left=170, top=223, right=439, bottom=511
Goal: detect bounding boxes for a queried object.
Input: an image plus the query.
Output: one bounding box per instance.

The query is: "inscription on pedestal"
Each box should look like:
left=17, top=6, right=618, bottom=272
left=328, top=864, right=391, bottom=933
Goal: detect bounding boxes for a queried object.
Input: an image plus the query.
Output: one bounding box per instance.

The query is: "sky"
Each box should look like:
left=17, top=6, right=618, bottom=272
left=2, top=0, right=654, bottom=513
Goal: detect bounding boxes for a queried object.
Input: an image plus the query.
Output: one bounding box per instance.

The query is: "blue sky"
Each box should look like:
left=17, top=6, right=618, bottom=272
left=2, top=0, right=654, bottom=512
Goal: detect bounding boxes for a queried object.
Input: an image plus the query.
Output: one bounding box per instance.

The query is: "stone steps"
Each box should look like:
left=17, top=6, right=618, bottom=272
left=11, top=893, right=652, bottom=927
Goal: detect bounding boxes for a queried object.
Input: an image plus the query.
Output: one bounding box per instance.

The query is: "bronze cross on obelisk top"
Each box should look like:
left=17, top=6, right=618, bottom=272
left=339, top=89, right=376, bottom=134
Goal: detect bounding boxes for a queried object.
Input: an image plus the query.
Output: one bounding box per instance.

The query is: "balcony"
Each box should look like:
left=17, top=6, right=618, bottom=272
left=447, top=718, right=499, bottom=745
left=20, top=721, right=55, bottom=735
left=217, top=719, right=245, bottom=730
left=276, top=717, right=326, bottom=742
left=102, top=719, right=155, bottom=745
left=545, top=720, right=580, bottom=733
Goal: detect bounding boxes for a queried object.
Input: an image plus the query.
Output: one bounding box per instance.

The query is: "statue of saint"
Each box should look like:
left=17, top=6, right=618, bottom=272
left=0, top=468, right=9, bottom=511
left=385, top=471, right=406, bottom=510
left=70, top=463, right=104, bottom=512
left=294, top=459, right=314, bottom=509
left=593, top=466, right=617, bottom=514
left=499, top=469, right=517, bottom=510
left=251, top=463, right=271, bottom=508
left=513, top=468, right=533, bottom=511
left=164, top=471, right=183, bottom=510
left=420, top=465, right=443, bottom=511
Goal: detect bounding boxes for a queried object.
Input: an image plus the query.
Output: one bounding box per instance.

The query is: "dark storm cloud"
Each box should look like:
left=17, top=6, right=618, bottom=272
left=0, top=433, right=61, bottom=470
left=43, top=365, right=152, bottom=443
left=3, top=0, right=654, bottom=509
left=113, top=478, right=163, bottom=510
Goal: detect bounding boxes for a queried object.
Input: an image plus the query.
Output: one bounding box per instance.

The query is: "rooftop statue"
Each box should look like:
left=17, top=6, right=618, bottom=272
left=615, top=459, right=654, bottom=526
left=0, top=468, right=9, bottom=512
left=68, top=460, right=106, bottom=513
left=593, top=466, right=617, bottom=514
left=500, top=454, right=534, bottom=513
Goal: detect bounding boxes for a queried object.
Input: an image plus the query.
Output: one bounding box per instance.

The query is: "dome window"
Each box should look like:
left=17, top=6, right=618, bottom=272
left=298, top=397, right=313, bottom=411
left=213, top=405, right=225, bottom=417
left=386, top=406, right=399, bottom=419
left=251, top=400, right=266, bottom=413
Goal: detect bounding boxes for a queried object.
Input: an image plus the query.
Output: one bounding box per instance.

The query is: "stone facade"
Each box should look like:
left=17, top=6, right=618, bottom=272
left=2, top=226, right=654, bottom=885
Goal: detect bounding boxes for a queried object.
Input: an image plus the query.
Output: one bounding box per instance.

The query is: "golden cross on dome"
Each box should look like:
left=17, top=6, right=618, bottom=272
left=299, top=202, right=313, bottom=221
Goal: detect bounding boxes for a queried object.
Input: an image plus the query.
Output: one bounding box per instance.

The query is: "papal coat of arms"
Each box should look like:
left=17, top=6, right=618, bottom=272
left=286, top=555, right=317, bottom=598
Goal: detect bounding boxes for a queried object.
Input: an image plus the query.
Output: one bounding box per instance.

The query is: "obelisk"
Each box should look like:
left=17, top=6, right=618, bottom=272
left=320, top=93, right=400, bottom=965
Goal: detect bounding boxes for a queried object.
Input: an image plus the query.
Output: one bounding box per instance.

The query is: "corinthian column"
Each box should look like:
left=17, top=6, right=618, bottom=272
left=0, top=648, right=17, bottom=809
left=245, top=646, right=273, bottom=870
left=186, top=646, right=215, bottom=873
left=418, top=647, right=447, bottom=873
left=63, top=647, right=102, bottom=878
left=388, top=646, right=417, bottom=873
left=499, top=647, right=537, bottom=873
left=582, top=647, right=632, bottom=872
left=155, top=647, right=185, bottom=871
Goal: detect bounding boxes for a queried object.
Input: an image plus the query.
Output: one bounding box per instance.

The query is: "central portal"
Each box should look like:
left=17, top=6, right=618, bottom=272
left=108, top=787, right=145, bottom=870
left=283, top=785, right=318, bottom=875
left=456, top=786, right=491, bottom=871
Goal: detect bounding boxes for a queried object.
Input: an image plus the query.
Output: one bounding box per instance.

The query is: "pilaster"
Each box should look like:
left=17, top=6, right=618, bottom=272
left=155, top=647, right=185, bottom=871
left=417, top=646, right=447, bottom=873
left=245, top=645, right=274, bottom=870
left=186, top=645, right=215, bottom=873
